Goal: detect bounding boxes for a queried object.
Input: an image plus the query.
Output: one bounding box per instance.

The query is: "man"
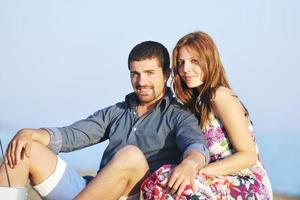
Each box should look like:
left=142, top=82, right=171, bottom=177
left=0, top=41, right=209, bottom=200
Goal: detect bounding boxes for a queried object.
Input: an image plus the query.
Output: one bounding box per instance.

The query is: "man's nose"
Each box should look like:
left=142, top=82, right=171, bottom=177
left=137, top=74, right=147, bottom=86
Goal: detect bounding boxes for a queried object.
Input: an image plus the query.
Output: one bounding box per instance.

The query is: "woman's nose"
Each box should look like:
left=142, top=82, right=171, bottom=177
left=182, top=62, right=191, bottom=72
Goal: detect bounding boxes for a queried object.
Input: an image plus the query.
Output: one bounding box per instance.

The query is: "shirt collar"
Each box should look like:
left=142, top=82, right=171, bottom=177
left=125, top=87, right=174, bottom=112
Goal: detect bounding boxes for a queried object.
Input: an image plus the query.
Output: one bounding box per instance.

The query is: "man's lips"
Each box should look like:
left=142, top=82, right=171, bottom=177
left=137, top=87, right=152, bottom=95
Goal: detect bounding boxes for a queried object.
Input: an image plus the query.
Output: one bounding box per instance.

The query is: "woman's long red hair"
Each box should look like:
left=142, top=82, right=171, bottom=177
left=172, top=31, right=230, bottom=129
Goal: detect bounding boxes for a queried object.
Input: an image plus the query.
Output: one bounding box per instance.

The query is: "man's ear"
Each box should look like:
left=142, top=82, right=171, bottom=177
left=164, top=68, right=171, bottom=82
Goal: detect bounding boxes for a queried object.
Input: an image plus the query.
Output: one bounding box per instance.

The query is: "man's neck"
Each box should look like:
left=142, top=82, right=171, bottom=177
left=137, top=104, right=155, bottom=117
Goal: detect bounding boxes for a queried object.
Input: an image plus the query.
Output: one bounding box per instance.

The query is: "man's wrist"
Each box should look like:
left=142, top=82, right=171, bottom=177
left=183, top=150, right=206, bottom=171
left=182, top=156, right=198, bottom=171
left=32, top=129, right=50, bottom=146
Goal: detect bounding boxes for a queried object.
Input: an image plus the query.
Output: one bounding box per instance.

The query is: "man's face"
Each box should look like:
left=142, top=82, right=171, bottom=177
left=130, top=58, right=169, bottom=106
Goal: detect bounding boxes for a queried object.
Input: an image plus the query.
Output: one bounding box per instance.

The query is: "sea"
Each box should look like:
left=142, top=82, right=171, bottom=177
left=1, top=131, right=299, bottom=196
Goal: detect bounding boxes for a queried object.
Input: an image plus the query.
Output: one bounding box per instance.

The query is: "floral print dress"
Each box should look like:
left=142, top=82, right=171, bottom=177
left=141, top=118, right=273, bottom=200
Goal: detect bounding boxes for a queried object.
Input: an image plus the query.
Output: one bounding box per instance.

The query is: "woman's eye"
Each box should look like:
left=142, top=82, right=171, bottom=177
left=177, top=60, right=184, bottom=67
left=191, top=59, right=199, bottom=64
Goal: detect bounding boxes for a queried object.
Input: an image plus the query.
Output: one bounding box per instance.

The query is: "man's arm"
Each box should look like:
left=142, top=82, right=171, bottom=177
left=167, top=150, right=206, bottom=197
left=5, top=128, right=50, bottom=168
left=169, top=110, right=210, bottom=197
left=5, top=103, right=121, bottom=168
left=46, top=104, right=122, bottom=153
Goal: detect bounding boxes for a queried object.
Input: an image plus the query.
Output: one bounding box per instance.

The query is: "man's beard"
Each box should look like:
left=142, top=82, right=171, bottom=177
left=135, top=86, right=156, bottom=104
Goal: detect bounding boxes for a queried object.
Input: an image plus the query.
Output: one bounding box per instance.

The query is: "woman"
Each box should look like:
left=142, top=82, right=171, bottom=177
left=141, top=31, right=272, bottom=200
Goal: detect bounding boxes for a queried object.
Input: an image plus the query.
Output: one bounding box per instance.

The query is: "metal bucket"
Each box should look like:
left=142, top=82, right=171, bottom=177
left=0, top=186, right=28, bottom=200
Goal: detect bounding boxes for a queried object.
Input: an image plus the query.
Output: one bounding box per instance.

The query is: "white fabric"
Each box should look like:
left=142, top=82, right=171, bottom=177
left=33, top=156, right=67, bottom=196
left=33, top=156, right=140, bottom=200
left=33, top=156, right=86, bottom=199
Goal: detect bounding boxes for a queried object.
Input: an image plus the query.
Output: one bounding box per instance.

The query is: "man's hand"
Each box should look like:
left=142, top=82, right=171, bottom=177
left=167, top=151, right=206, bottom=197
left=167, top=160, right=197, bottom=197
left=5, top=128, right=50, bottom=168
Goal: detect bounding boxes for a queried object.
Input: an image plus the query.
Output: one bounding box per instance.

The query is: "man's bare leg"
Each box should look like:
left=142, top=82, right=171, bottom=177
left=75, top=145, right=150, bottom=200
left=0, top=142, right=58, bottom=187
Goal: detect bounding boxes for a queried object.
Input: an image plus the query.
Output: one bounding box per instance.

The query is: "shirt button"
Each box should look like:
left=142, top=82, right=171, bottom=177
left=133, top=127, right=137, bottom=131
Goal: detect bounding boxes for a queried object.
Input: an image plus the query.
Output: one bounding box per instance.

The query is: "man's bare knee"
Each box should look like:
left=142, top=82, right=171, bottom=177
left=29, top=142, right=48, bottom=156
left=110, top=146, right=149, bottom=196
left=27, top=142, right=54, bottom=164
left=112, top=145, right=148, bottom=170
left=0, top=142, right=57, bottom=187
left=27, top=142, right=58, bottom=185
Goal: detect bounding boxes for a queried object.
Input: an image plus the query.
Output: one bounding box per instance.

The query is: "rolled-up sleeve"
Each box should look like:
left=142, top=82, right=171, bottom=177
left=175, top=113, right=210, bottom=164
left=43, top=105, right=117, bottom=153
left=44, top=127, right=62, bottom=154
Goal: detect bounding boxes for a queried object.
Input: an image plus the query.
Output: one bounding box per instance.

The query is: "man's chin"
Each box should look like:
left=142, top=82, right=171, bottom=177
left=137, top=96, right=155, bottom=104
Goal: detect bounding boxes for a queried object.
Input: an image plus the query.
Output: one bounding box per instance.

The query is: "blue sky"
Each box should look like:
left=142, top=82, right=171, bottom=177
left=1, top=0, right=300, bottom=195
left=1, top=0, right=299, bottom=134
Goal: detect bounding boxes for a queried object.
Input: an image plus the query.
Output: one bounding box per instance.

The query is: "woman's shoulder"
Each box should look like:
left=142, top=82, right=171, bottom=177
left=212, top=86, right=236, bottom=104
left=214, top=86, right=235, bottom=98
left=212, top=86, right=241, bottom=118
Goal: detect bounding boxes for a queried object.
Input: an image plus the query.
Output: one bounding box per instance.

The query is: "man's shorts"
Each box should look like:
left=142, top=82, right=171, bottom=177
left=33, top=156, right=86, bottom=199
left=33, top=156, right=139, bottom=200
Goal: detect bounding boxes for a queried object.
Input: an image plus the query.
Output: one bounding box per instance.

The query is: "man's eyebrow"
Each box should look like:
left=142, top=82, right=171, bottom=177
left=130, top=70, right=139, bottom=73
left=130, top=69, right=137, bottom=73
left=144, top=69, right=156, bottom=72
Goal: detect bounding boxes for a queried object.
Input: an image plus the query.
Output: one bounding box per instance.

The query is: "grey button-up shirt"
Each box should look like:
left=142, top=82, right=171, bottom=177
left=46, top=88, right=209, bottom=172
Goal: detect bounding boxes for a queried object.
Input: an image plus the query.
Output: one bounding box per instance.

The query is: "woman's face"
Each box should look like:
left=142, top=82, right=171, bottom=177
left=177, top=46, right=204, bottom=88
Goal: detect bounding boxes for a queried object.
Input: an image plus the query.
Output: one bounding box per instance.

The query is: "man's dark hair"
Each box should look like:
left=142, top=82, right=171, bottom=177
left=128, top=41, right=170, bottom=72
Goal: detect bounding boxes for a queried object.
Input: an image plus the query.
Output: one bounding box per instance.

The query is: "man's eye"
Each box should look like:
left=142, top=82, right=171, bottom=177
left=131, top=73, right=138, bottom=77
left=147, top=71, right=154, bottom=75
